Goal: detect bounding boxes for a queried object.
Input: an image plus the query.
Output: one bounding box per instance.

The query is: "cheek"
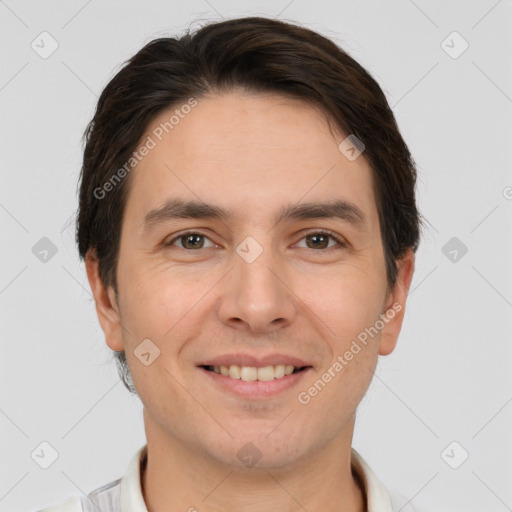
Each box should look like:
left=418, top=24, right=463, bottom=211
left=301, top=269, right=385, bottom=410
left=117, top=256, right=213, bottom=357
left=117, top=266, right=200, bottom=409
left=306, top=266, right=386, bottom=336
left=119, top=251, right=172, bottom=318
left=295, top=335, right=378, bottom=448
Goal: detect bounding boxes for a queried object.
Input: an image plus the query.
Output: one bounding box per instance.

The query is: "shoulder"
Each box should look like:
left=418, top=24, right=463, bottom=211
left=35, top=445, right=145, bottom=512
left=34, top=495, right=84, bottom=512
left=35, top=477, right=122, bottom=512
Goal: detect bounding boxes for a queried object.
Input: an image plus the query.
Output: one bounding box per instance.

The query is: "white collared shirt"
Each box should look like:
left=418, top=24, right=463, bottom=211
left=37, top=444, right=399, bottom=512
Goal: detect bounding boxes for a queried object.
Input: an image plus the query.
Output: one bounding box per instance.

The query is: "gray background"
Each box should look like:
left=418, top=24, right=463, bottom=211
left=1, top=1, right=511, bottom=511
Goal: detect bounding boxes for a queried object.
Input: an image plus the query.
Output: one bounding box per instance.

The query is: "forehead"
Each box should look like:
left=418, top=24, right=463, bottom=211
left=124, top=91, right=377, bottom=227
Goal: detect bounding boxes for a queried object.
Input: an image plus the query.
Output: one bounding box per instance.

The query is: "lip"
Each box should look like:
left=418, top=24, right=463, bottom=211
left=198, top=353, right=311, bottom=368
left=199, top=365, right=312, bottom=399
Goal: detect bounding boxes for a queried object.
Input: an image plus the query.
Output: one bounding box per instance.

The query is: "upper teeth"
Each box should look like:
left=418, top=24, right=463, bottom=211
left=210, top=364, right=296, bottom=381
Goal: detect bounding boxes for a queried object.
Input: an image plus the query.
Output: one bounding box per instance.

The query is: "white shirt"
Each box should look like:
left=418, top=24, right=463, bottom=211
left=37, top=444, right=399, bottom=512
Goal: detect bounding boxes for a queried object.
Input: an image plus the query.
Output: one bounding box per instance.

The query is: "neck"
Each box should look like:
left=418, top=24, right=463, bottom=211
left=141, top=416, right=366, bottom=512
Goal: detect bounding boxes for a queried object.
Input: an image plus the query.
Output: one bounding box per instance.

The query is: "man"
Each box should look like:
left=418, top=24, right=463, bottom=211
left=39, top=16, right=419, bottom=512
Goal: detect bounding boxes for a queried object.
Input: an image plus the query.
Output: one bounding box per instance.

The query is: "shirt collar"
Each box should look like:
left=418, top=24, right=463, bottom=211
left=351, top=447, right=394, bottom=511
left=120, top=444, right=148, bottom=512
left=121, top=444, right=393, bottom=512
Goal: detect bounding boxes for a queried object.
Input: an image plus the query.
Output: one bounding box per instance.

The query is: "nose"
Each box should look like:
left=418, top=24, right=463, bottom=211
left=217, top=241, right=297, bottom=335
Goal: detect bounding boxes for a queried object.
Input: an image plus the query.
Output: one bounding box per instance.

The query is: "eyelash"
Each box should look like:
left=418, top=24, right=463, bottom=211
left=164, top=229, right=347, bottom=251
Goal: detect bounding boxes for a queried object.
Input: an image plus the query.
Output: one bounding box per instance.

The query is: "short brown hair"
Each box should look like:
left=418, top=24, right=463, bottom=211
left=76, top=16, right=421, bottom=393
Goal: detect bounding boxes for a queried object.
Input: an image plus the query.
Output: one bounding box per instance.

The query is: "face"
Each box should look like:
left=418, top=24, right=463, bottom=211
left=87, top=90, right=414, bottom=470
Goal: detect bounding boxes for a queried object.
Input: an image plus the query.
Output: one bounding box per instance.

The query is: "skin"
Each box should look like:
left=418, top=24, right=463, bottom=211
left=86, top=90, right=415, bottom=512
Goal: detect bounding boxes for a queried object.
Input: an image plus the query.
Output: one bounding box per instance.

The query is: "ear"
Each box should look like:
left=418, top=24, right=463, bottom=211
left=85, top=250, right=124, bottom=352
left=378, top=248, right=415, bottom=356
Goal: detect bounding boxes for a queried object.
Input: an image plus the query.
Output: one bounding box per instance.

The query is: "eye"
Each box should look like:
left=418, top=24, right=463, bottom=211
left=165, top=231, right=216, bottom=250
left=164, top=229, right=346, bottom=251
left=296, top=229, right=346, bottom=250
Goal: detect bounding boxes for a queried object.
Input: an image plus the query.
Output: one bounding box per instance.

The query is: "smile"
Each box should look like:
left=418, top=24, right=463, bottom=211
left=198, top=354, right=312, bottom=398
left=203, top=364, right=306, bottom=381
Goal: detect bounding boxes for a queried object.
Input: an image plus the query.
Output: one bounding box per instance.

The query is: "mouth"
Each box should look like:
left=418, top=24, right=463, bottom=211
left=200, top=364, right=308, bottom=381
left=197, top=356, right=313, bottom=399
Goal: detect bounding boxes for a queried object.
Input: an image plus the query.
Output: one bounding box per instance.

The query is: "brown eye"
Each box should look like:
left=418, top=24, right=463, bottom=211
left=297, top=230, right=346, bottom=250
left=165, top=232, right=215, bottom=250
left=305, top=233, right=330, bottom=249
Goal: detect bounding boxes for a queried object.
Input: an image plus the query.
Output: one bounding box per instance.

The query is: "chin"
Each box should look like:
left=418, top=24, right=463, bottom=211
left=203, top=427, right=311, bottom=471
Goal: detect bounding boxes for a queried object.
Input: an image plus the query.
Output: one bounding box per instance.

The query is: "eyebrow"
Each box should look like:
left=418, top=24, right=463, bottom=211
left=142, top=198, right=367, bottom=232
